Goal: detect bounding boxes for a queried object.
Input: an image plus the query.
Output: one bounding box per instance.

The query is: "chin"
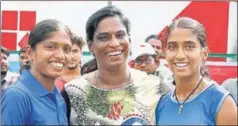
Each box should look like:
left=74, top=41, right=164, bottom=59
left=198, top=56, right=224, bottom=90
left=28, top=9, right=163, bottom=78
left=48, top=70, right=64, bottom=78
left=68, top=65, right=78, bottom=69
left=108, top=61, right=126, bottom=68
left=174, top=73, right=191, bottom=79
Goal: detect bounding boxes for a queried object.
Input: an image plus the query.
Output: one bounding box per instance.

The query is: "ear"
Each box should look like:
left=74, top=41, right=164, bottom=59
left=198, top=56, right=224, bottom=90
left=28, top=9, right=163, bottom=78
left=201, top=47, right=209, bottom=60
left=88, top=41, right=95, bottom=56
left=129, top=60, right=135, bottom=68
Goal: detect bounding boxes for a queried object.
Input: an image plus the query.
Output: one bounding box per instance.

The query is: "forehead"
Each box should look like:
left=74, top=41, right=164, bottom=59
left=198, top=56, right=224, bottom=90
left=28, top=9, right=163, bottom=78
left=42, top=29, right=72, bottom=45
left=95, top=16, right=126, bottom=35
left=136, top=54, right=151, bottom=60
left=148, top=38, right=162, bottom=46
left=167, top=28, right=199, bottom=44
left=72, top=44, right=81, bottom=49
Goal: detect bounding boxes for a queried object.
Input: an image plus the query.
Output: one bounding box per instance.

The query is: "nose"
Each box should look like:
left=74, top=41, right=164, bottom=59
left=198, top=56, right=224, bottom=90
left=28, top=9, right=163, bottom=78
left=139, top=62, right=147, bottom=68
left=176, top=48, right=186, bottom=60
left=109, top=36, right=120, bottom=48
left=55, top=48, right=65, bottom=61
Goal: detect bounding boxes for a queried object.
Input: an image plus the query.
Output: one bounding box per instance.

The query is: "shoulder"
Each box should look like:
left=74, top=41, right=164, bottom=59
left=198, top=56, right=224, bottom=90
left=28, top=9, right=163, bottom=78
left=64, top=76, right=88, bottom=96
left=207, top=80, right=229, bottom=96
left=156, top=92, right=171, bottom=108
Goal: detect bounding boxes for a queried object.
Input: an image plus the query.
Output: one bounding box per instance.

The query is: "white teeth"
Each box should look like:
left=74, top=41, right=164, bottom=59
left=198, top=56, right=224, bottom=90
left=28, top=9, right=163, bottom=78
left=51, top=62, right=64, bottom=69
left=108, top=51, right=122, bottom=56
left=175, top=63, right=188, bottom=67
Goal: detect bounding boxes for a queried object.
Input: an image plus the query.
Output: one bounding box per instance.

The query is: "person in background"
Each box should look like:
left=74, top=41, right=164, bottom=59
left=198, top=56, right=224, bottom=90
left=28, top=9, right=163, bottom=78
left=1, top=19, right=73, bottom=125
left=19, top=47, right=31, bottom=73
left=145, top=34, right=173, bottom=84
left=131, top=42, right=174, bottom=89
left=1, top=47, right=19, bottom=91
left=222, top=77, right=237, bottom=105
left=55, top=34, right=84, bottom=91
left=63, top=6, right=171, bottom=125
left=131, top=42, right=158, bottom=74
left=145, top=34, right=163, bottom=59
left=155, top=17, right=237, bottom=125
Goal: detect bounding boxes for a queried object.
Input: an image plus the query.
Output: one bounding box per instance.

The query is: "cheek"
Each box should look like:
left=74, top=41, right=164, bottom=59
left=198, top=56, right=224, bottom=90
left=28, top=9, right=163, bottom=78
left=122, top=41, right=130, bottom=49
left=65, top=53, right=72, bottom=62
left=76, top=53, right=82, bottom=61
left=165, top=52, right=174, bottom=62
left=94, top=43, right=106, bottom=54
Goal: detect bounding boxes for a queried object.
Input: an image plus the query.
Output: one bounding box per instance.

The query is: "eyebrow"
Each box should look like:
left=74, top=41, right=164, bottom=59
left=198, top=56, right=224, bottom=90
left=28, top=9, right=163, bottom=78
left=97, top=30, right=126, bottom=36
left=167, top=41, right=177, bottom=45
left=44, top=41, right=71, bottom=46
left=167, top=41, right=196, bottom=44
left=184, top=41, right=196, bottom=44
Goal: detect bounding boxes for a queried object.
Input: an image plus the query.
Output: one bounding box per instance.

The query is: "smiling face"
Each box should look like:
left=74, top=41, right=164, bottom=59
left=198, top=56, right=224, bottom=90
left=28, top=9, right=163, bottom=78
left=165, top=28, right=208, bottom=78
left=89, top=16, right=130, bottom=69
left=29, top=29, right=72, bottom=79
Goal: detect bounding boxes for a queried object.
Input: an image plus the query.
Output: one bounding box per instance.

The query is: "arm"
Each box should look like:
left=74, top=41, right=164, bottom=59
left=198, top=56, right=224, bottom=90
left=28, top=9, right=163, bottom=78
left=216, top=95, right=237, bottom=125
left=1, top=88, right=29, bottom=125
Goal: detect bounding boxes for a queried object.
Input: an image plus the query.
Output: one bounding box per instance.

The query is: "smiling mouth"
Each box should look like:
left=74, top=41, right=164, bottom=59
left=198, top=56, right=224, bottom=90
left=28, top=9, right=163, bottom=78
left=174, top=63, right=189, bottom=67
left=50, top=62, right=64, bottom=70
left=107, top=51, right=123, bottom=56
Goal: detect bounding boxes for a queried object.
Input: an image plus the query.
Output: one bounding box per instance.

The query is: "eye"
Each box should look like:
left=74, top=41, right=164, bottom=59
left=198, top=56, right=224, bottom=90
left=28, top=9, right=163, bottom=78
left=185, top=45, right=194, bottom=51
left=167, top=45, right=176, bottom=51
left=97, top=35, right=110, bottom=41
left=46, top=44, right=56, bottom=50
left=156, top=46, right=161, bottom=50
left=64, top=46, right=72, bottom=53
left=116, top=32, right=126, bottom=39
left=72, top=49, right=79, bottom=53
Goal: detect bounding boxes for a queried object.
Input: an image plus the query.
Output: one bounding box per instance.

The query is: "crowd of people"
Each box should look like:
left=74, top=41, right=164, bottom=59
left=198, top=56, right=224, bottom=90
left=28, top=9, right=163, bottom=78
left=1, top=5, right=237, bottom=125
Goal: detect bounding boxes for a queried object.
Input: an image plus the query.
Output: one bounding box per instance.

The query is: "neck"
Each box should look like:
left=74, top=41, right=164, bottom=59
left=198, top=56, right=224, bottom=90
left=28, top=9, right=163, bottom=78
left=61, top=67, right=81, bottom=82
left=97, top=65, right=130, bottom=89
left=175, top=72, right=203, bottom=97
left=30, top=68, right=55, bottom=91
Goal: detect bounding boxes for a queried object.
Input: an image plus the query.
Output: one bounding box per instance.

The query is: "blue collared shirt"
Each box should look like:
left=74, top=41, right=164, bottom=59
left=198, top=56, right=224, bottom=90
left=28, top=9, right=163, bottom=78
left=1, top=70, right=68, bottom=125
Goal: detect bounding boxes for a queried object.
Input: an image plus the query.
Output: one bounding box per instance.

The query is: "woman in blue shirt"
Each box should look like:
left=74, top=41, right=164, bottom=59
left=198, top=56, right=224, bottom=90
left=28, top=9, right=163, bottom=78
left=1, top=19, right=73, bottom=125
left=155, top=17, right=237, bottom=125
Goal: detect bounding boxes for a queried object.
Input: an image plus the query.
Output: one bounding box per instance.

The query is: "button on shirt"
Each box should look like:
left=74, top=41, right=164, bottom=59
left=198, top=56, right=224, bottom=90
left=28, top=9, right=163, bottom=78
left=1, top=70, right=68, bottom=125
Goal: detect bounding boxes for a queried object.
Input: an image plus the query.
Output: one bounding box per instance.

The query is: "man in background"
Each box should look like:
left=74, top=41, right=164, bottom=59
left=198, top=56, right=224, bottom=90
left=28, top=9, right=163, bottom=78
left=145, top=34, right=173, bottom=84
left=1, top=47, right=19, bottom=91
left=19, top=47, right=31, bottom=73
left=131, top=43, right=174, bottom=89
left=55, top=35, right=84, bottom=91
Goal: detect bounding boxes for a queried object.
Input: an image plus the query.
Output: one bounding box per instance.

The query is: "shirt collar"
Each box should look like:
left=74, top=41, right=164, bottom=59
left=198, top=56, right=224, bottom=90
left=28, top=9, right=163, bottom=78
left=20, top=70, right=59, bottom=97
